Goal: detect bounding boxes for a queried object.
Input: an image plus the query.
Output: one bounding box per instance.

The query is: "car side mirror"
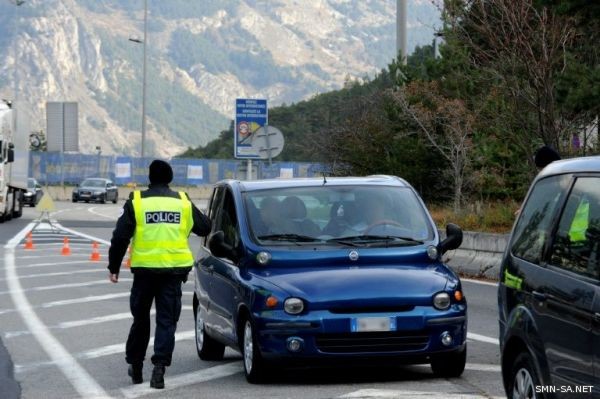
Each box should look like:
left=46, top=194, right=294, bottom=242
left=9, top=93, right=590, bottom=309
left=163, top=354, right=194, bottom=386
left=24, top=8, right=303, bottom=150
left=208, top=231, right=237, bottom=261
left=7, top=147, right=14, bottom=163
left=439, top=223, right=463, bottom=254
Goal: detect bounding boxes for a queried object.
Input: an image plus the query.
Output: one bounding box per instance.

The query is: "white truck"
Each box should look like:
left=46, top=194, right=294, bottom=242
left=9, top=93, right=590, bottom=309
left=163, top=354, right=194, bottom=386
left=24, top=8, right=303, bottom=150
left=0, top=100, right=29, bottom=222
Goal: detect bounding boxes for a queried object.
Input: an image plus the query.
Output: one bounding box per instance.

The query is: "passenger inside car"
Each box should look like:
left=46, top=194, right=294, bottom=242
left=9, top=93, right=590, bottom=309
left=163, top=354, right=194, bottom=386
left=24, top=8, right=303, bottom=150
left=280, top=196, right=321, bottom=236
left=255, top=197, right=282, bottom=235
left=322, top=202, right=360, bottom=236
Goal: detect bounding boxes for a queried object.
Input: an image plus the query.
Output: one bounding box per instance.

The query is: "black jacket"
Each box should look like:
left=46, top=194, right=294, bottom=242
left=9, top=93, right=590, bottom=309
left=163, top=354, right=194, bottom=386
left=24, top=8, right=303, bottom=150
left=107, top=184, right=211, bottom=276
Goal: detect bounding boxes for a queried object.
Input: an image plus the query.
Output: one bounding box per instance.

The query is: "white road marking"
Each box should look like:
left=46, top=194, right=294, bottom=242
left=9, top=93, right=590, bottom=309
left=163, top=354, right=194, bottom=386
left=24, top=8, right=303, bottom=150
left=120, top=362, right=244, bottom=399
left=55, top=221, right=111, bottom=246
left=41, top=292, right=130, bottom=307
left=0, top=268, right=104, bottom=281
left=4, top=222, right=110, bottom=398
left=5, top=306, right=194, bottom=338
left=467, top=332, right=499, bottom=345
left=0, top=278, right=132, bottom=296
left=16, top=330, right=196, bottom=373
left=5, top=259, right=101, bottom=270
left=462, top=278, right=498, bottom=287
left=88, top=206, right=119, bottom=220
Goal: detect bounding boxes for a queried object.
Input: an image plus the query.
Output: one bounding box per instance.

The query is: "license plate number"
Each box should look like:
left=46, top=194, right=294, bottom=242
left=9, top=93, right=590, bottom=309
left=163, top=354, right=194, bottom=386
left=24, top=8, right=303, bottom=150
left=353, top=317, right=391, bottom=332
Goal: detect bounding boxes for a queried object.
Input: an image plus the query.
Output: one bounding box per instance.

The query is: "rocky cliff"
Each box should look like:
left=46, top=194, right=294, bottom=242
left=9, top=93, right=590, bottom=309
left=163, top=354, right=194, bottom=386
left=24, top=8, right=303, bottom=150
left=0, top=0, right=440, bottom=157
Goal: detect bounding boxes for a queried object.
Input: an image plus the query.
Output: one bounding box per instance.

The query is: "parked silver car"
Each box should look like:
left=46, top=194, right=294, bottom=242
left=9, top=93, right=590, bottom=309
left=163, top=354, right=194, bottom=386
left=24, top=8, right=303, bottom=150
left=72, top=178, right=118, bottom=204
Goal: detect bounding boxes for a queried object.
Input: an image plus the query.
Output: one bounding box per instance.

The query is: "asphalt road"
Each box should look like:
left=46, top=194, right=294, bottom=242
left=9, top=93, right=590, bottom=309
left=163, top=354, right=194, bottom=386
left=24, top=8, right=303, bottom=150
left=0, top=201, right=505, bottom=399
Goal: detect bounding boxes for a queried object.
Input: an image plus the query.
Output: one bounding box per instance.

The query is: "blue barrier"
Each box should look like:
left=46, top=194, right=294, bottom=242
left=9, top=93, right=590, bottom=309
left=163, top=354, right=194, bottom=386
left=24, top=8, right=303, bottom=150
left=30, top=152, right=323, bottom=186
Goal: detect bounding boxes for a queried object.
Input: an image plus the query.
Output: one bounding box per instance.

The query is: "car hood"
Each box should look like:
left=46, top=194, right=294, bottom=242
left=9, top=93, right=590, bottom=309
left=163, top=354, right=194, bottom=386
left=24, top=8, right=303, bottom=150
left=252, top=265, right=450, bottom=308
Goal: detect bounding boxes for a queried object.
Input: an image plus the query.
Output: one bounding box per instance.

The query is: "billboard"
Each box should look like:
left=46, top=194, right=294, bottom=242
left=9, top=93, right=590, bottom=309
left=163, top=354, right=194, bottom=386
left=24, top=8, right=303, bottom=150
left=234, top=98, right=267, bottom=159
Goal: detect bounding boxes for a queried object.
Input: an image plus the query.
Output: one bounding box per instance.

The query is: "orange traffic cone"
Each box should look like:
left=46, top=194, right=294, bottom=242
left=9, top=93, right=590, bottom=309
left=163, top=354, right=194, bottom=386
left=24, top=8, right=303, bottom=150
left=24, top=231, right=34, bottom=250
left=125, top=246, right=131, bottom=268
left=90, top=242, right=100, bottom=262
left=61, top=237, right=71, bottom=256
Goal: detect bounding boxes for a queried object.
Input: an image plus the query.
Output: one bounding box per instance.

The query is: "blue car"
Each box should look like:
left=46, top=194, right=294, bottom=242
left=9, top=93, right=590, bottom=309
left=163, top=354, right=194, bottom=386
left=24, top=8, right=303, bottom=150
left=193, top=176, right=466, bottom=383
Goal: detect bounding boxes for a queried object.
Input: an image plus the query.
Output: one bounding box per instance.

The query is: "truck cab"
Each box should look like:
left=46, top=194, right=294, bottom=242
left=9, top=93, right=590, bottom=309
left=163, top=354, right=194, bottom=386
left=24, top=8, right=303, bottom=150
left=0, top=100, right=29, bottom=222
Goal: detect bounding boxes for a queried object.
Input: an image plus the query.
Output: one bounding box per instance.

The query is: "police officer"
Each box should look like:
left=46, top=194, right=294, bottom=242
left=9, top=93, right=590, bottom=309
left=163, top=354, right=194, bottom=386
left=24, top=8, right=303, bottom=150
left=107, top=160, right=210, bottom=389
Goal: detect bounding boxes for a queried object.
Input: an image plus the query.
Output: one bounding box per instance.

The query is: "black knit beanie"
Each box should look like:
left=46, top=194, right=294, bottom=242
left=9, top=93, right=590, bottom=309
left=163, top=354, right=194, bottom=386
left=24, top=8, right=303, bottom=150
left=148, top=159, right=173, bottom=184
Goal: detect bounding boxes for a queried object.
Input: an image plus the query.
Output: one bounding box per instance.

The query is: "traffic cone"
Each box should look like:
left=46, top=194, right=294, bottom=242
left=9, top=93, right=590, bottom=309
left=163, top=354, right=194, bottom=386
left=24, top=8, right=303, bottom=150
left=61, top=237, right=71, bottom=256
left=90, top=242, right=100, bottom=262
left=125, top=246, right=131, bottom=268
left=24, top=231, right=34, bottom=250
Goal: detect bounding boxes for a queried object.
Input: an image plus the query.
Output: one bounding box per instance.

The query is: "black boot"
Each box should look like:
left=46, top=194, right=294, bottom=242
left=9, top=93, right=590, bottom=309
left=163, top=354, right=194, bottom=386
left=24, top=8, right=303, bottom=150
left=150, top=365, right=165, bottom=389
left=128, top=364, right=143, bottom=384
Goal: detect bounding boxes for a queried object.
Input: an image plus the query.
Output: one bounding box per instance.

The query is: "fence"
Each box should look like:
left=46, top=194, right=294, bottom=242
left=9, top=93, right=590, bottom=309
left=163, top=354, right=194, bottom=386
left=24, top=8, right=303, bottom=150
left=29, top=152, right=324, bottom=186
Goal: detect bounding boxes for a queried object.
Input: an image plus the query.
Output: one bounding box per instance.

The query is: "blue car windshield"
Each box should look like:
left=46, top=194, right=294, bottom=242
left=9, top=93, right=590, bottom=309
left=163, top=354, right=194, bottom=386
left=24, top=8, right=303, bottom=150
left=244, top=185, right=434, bottom=244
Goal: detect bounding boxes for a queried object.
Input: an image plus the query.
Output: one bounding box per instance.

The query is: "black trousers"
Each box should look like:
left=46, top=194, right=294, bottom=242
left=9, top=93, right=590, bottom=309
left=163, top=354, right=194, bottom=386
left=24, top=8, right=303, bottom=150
left=125, top=273, right=184, bottom=367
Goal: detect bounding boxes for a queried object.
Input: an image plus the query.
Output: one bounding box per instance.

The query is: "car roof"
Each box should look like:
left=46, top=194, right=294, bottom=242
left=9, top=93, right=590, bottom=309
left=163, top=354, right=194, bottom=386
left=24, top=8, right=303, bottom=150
left=220, top=175, right=411, bottom=192
left=536, top=156, right=600, bottom=180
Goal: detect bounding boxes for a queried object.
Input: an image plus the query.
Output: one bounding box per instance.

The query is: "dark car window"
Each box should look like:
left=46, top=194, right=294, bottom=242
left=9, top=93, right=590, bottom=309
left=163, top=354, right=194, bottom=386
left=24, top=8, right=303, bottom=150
left=511, top=175, right=570, bottom=264
left=549, top=177, right=600, bottom=279
left=216, top=189, right=240, bottom=249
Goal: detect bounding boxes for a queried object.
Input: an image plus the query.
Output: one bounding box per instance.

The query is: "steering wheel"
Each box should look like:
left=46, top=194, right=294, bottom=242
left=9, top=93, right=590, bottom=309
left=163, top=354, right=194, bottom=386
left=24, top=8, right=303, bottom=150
left=363, top=219, right=404, bottom=235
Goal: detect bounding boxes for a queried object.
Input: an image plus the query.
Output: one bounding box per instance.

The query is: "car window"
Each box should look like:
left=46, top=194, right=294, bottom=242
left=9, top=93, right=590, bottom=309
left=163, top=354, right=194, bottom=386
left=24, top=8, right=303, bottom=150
left=511, top=175, right=570, bottom=264
left=548, top=177, right=600, bottom=279
left=217, top=190, right=240, bottom=249
left=244, top=185, right=433, bottom=243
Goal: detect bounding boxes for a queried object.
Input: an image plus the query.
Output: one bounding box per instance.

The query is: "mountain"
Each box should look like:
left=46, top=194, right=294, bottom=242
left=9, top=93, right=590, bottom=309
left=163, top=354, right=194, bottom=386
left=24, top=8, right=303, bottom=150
left=0, top=0, right=441, bottom=158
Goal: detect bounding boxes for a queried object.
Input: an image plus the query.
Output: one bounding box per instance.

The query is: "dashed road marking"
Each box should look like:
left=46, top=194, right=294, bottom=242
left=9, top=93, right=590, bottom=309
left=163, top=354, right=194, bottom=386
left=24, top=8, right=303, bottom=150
left=4, top=306, right=194, bottom=338
left=16, top=330, right=196, bottom=373
left=0, top=278, right=132, bottom=296
left=4, top=222, right=110, bottom=398
left=467, top=332, right=499, bottom=346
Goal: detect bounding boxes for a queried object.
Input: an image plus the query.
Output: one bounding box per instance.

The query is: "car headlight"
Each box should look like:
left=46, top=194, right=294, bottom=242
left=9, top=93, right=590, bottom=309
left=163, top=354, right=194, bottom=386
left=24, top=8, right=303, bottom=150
left=284, top=298, right=304, bottom=315
left=24, top=192, right=32, bottom=197
left=433, top=292, right=451, bottom=310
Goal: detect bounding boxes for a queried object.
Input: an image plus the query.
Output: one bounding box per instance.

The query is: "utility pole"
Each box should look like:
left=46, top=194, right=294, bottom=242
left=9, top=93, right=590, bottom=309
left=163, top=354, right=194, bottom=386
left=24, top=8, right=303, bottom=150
left=141, top=0, right=148, bottom=159
left=396, top=0, right=407, bottom=65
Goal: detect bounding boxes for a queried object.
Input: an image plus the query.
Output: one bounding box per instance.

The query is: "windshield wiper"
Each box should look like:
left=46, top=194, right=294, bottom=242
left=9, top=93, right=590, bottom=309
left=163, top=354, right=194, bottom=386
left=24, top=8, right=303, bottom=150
left=257, top=233, right=321, bottom=243
left=330, top=235, right=424, bottom=246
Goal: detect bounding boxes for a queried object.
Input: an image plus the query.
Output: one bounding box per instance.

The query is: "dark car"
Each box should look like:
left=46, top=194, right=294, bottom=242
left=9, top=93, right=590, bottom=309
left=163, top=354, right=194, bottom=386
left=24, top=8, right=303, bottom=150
left=499, top=157, right=600, bottom=398
left=194, top=176, right=466, bottom=383
left=23, top=178, right=43, bottom=207
left=72, top=178, right=118, bottom=203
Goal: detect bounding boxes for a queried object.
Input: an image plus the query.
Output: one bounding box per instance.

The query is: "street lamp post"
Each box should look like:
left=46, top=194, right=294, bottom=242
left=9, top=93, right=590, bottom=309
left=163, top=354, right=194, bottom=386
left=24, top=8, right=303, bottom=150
left=129, top=0, right=148, bottom=159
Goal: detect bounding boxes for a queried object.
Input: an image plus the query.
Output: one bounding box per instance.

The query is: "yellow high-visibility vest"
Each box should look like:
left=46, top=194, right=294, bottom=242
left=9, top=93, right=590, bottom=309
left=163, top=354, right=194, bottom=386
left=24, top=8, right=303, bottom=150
left=130, top=191, right=194, bottom=268
left=569, top=199, right=589, bottom=243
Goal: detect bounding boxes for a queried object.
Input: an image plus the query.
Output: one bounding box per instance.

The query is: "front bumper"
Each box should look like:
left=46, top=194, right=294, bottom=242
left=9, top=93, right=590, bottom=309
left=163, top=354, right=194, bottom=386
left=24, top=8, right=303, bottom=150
left=254, top=306, right=467, bottom=361
left=73, top=192, right=104, bottom=201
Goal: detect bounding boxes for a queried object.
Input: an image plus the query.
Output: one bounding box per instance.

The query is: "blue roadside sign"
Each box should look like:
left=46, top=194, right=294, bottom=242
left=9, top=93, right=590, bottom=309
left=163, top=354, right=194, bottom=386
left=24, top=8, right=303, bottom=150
left=235, top=98, right=267, bottom=159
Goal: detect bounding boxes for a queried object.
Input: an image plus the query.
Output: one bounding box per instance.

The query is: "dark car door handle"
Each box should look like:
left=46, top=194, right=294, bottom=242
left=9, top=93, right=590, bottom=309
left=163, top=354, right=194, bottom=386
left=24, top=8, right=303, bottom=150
left=532, top=291, right=547, bottom=301
left=206, top=265, right=214, bottom=272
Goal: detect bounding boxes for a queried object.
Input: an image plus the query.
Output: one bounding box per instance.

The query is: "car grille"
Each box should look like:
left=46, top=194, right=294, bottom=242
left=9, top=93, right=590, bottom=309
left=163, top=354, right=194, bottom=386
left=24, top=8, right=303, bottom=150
left=80, top=191, right=91, bottom=195
left=315, top=331, right=429, bottom=353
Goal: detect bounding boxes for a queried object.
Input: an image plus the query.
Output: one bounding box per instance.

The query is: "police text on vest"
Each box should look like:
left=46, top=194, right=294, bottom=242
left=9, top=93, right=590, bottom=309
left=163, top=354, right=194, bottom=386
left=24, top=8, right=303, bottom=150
left=145, top=211, right=181, bottom=224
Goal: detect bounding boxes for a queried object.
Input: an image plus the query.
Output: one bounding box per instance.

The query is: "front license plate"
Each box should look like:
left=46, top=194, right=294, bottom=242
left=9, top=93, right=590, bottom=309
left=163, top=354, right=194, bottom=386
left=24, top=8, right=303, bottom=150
left=352, top=317, right=393, bottom=332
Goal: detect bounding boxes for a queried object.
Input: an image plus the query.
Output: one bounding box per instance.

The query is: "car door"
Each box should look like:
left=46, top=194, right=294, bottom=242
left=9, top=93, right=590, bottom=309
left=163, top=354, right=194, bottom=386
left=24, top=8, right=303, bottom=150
left=507, top=175, right=598, bottom=386
left=208, top=188, right=243, bottom=342
left=511, top=174, right=596, bottom=390
left=196, top=186, right=225, bottom=332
